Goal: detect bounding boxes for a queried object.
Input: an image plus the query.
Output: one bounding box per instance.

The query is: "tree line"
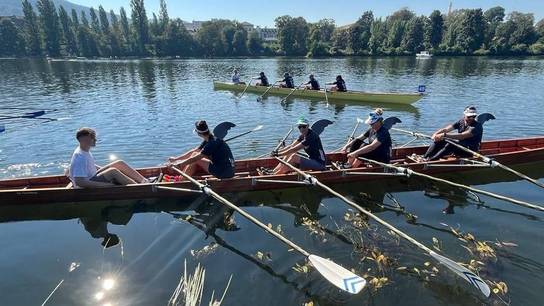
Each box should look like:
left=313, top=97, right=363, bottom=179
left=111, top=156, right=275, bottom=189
left=0, top=0, right=543, bottom=57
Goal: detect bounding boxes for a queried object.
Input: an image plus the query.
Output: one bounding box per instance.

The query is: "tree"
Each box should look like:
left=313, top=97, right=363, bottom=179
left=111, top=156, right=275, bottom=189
left=536, top=19, right=544, bottom=43
left=368, top=19, right=387, bottom=54
left=275, top=15, right=309, bottom=55
left=508, top=12, right=537, bottom=46
left=456, top=9, right=486, bottom=53
left=331, top=27, right=349, bottom=53
left=0, top=19, right=26, bottom=56
left=387, top=20, right=404, bottom=50
left=59, top=6, right=78, bottom=55
left=401, top=17, right=425, bottom=53
left=484, top=6, right=505, bottom=23
left=388, top=8, right=415, bottom=23
left=247, top=30, right=263, bottom=55
left=131, top=0, right=150, bottom=55
left=157, top=18, right=192, bottom=56
left=158, top=0, right=169, bottom=33
left=232, top=29, right=248, bottom=55
left=37, top=0, right=61, bottom=56
left=98, top=5, right=110, bottom=35
left=427, top=10, right=443, bottom=49
left=349, top=11, right=373, bottom=54
left=22, top=0, right=42, bottom=56
left=119, top=7, right=132, bottom=54
left=89, top=7, right=100, bottom=33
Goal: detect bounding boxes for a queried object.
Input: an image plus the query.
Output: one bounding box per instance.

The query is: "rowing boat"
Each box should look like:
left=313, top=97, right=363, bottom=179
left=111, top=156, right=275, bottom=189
left=213, top=81, right=424, bottom=105
left=2, top=136, right=543, bottom=206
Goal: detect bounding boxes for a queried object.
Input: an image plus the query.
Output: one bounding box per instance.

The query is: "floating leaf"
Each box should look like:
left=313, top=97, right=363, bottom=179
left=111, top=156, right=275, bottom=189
left=501, top=242, right=518, bottom=247
left=396, top=266, right=407, bottom=271
left=424, top=262, right=431, bottom=267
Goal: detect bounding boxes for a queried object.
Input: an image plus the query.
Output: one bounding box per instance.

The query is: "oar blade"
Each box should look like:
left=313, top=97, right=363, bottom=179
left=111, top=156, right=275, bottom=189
left=253, top=125, right=264, bottom=131
left=309, top=255, right=366, bottom=294
left=430, top=251, right=490, bottom=297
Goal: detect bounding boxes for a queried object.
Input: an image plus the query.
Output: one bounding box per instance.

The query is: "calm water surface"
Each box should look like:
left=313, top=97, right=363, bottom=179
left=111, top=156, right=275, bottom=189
left=0, top=57, right=543, bottom=305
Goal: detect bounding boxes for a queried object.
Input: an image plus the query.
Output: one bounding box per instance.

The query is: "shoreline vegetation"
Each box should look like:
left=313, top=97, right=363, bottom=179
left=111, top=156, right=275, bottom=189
left=0, top=0, right=543, bottom=59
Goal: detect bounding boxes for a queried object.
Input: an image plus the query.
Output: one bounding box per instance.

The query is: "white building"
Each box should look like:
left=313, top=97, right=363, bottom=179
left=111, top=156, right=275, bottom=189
left=254, top=26, right=278, bottom=42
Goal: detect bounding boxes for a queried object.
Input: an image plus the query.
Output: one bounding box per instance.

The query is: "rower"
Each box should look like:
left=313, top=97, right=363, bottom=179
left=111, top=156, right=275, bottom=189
left=303, top=74, right=320, bottom=90
left=231, top=69, right=245, bottom=85
left=417, top=106, right=483, bottom=162
left=168, top=120, right=235, bottom=179
left=279, top=72, right=295, bottom=89
left=341, top=108, right=392, bottom=167
left=265, top=117, right=326, bottom=175
left=68, top=127, right=148, bottom=188
left=253, top=72, right=269, bottom=87
left=327, top=75, right=347, bottom=92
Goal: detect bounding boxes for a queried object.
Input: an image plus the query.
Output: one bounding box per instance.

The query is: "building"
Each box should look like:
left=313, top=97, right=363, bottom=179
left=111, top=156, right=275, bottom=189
left=183, top=20, right=205, bottom=33
left=254, top=26, right=278, bottom=42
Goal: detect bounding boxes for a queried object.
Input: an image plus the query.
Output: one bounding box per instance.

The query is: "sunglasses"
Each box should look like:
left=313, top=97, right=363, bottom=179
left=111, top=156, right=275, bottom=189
left=467, top=116, right=476, bottom=119
left=298, top=125, right=308, bottom=129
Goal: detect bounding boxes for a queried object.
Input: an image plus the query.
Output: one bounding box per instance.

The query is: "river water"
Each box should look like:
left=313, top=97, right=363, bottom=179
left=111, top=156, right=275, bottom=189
left=0, top=57, right=543, bottom=305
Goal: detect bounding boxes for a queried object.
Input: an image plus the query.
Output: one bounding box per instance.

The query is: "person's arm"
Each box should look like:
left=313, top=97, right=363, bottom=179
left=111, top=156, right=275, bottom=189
left=341, top=132, right=368, bottom=152
left=348, top=138, right=381, bottom=158
left=432, top=124, right=455, bottom=141
left=278, top=142, right=305, bottom=156
left=172, top=152, right=204, bottom=168
left=446, top=127, right=474, bottom=141
left=168, top=147, right=199, bottom=163
left=276, top=139, right=298, bottom=155
left=74, top=177, right=116, bottom=188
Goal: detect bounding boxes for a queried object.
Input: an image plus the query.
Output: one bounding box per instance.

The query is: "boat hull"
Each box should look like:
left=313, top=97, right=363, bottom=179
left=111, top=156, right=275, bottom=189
left=1, top=137, right=543, bottom=206
left=213, top=81, right=424, bottom=105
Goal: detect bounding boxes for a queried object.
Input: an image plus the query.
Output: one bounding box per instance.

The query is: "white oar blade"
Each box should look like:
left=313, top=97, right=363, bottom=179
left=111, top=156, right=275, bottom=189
left=356, top=117, right=364, bottom=123
left=430, top=251, right=490, bottom=297
left=309, top=255, right=366, bottom=294
left=253, top=125, right=264, bottom=131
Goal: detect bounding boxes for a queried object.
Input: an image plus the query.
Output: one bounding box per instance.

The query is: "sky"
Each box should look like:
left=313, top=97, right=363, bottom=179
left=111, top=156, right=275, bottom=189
left=70, top=0, right=544, bottom=27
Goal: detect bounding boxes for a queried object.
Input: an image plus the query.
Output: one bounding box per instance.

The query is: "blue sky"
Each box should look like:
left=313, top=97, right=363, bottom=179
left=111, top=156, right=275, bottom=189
left=71, top=0, right=544, bottom=27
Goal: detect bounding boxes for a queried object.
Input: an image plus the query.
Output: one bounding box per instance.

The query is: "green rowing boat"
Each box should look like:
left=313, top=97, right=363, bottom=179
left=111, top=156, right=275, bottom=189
left=213, top=81, right=424, bottom=105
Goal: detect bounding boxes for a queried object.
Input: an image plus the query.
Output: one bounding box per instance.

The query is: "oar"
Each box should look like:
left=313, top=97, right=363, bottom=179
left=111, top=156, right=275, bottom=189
left=224, top=125, right=263, bottom=142
left=274, top=157, right=491, bottom=297
left=237, top=80, right=253, bottom=99
left=168, top=167, right=366, bottom=294
left=323, top=87, right=330, bottom=108
left=392, top=127, right=544, bottom=189
left=257, top=127, right=293, bottom=158
left=334, top=118, right=364, bottom=152
left=0, top=112, right=58, bottom=121
left=280, top=82, right=305, bottom=104
left=257, top=82, right=278, bottom=102
left=359, top=157, right=544, bottom=213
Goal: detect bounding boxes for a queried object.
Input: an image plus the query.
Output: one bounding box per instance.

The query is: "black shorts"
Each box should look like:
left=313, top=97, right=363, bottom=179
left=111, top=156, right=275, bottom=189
left=208, top=164, right=235, bottom=179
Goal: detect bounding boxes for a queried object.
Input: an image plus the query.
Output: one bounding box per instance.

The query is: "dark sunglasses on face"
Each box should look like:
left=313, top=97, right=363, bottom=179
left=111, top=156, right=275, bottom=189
left=298, top=125, right=308, bottom=129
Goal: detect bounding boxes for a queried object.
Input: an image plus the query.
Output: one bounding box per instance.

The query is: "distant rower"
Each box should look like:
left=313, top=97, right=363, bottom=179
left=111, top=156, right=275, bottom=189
left=279, top=72, right=295, bottom=89
left=416, top=106, right=483, bottom=161
left=168, top=120, right=236, bottom=179
left=327, top=75, right=347, bottom=92
left=304, top=74, right=320, bottom=90
left=265, top=118, right=327, bottom=175
left=342, top=108, right=392, bottom=167
left=253, top=72, right=269, bottom=87
left=68, top=127, right=148, bottom=188
left=232, top=69, right=245, bottom=85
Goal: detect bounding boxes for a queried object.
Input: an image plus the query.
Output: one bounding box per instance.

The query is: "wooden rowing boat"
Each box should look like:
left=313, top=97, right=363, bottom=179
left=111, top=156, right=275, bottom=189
left=213, top=81, right=424, bottom=105
left=1, top=136, right=543, bottom=206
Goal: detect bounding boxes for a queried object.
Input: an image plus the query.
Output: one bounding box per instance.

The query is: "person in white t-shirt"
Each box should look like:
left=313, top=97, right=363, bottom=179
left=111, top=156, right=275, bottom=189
left=68, top=127, right=148, bottom=188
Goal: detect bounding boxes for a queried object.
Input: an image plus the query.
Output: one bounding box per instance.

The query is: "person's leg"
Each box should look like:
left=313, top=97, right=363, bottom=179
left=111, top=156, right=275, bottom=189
left=182, top=158, right=210, bottom=177
left=428, top=143, right=456, bottom=161
left=273, top=154, right=301, bottom=174
left=102, top=160, right=146, bottom=183
left=96, top=168, right=137, bottom=185
left=299, top=156, right=326, bottom=171
left=423, top=140, right=447, bottom=159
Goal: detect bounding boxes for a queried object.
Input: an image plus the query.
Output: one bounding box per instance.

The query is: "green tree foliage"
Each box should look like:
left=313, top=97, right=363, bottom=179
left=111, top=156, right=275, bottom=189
left=37, top=0, right=61, bottom=56
left=427, top=10, right=443, bottom=49
left=369, top=19, right=387, bottom=55
left=247, top=30, right=263, bottom=55
left=22, top=0, right=42, bottom=56
left=12, top=0, right=544, bottom=58
left=349, top=11, right=373, bottom=54
left=130, top=0, right=150, bottom=55
left=275, top=15, right=309, bottom=55
left=58, top=6, right=78, bottom=55
left=0, top=19, right=26, bottom=56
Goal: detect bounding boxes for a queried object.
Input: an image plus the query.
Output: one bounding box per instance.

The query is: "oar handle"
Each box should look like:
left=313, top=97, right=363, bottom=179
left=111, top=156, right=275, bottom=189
left=273, top=128, right=294, bottom=152
left=170, top=167, right=310, bottom=256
